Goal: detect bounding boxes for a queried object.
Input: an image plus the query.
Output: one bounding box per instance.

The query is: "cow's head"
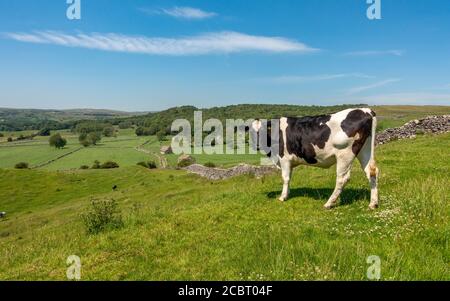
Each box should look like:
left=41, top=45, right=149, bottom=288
left=251, top=119, right=280, bottom=164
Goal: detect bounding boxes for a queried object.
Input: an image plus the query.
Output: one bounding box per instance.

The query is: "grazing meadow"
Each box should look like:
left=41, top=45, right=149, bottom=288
left=0, top=105, right=449, bottom=280
left=0, top=136, right=448, bottom=280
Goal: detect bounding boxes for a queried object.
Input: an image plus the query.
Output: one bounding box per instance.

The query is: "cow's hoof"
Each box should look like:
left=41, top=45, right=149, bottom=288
left=324, top=203, right=336, bottom=210
left=278, top=197, right=287, bottom=202
left=369, top=203, right=379, bottom=210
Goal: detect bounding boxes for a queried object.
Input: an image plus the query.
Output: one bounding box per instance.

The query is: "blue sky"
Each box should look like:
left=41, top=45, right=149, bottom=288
left=0, top=0, right=449, bottom=111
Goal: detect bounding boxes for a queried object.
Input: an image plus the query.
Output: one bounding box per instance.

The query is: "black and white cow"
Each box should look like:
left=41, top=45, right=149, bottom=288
left=252, top=108, right=379, bottom=209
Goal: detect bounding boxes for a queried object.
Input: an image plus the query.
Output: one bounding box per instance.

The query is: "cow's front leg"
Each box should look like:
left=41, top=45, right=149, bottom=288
left=279, top=160, right=292, bottom=202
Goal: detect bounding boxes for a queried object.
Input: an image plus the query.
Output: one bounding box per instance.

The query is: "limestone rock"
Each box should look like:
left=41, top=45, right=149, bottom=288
left=160, top=146, right=173, bottom=154
left=376, top=115, right=449, bottom=145
left=177, top=154, right=196, bottom=167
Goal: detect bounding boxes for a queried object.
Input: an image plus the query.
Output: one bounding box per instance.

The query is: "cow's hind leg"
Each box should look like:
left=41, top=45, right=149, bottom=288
left=324, top=153, right=354, bottom=209
left=279, top=159, right=292, bottom=202
left=357, top=140, right=379, bottom=209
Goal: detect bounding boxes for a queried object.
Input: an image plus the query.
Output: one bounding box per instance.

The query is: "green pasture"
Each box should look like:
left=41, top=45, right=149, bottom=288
left=0, top=133, right=448, bottom=280
left=0, top=105, right=449, bottom=280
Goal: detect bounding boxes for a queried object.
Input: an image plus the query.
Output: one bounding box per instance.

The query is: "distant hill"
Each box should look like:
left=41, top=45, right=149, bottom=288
left=2, top=104, right=364, bottom=132
left=117, top=104, right=450, bottom=135
left=0, top=108, right=147, bottom=131
left=119, top=104, right=366, bottom=135
left=2, top=104, right=450, bottom=133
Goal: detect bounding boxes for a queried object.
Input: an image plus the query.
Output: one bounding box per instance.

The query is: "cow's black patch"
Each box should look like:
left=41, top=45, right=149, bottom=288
left=341, top=109, right=373, bottom=155
left=285, top=115, right=332, bottom=164
left=278, top=127, right=284, bottom=158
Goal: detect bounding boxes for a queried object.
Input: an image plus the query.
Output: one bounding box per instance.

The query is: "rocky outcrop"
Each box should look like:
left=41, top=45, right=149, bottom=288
left=376, top=115, right=450, bottom=145
left=184, top=163, right=277, bottom=180
left=178, top=154, right=196, bottom=167
left=160, top=146, right=173, bottom=154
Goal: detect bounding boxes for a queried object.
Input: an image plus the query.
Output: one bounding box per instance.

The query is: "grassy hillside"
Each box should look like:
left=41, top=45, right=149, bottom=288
left=2, top=104, right=449, bottom=134
left=124, top=104, right=365, bottom=137
left=0, top=132, right=448, bottom=280
left=117, top=104, right=450, bottom=139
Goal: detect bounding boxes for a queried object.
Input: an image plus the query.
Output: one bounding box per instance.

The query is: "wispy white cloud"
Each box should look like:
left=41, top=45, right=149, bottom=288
left=141, top=6, right=217, bottom=20
left=3, top=31, right=318, bottom=56
left=347, top=78, right=401, bottom=95
left=264, top=73, right=373, bottom=84
left=344, top=50, right=405, bottom=57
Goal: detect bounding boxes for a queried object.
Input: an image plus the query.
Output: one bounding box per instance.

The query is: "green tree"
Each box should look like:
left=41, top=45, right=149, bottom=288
left=118, top=121, right=132, bottom=129
left=91, top=160, right=101, bottom=169
left=75, top=122, right=107, bottom=134
left=156, top=130, right=166, bottom=142
left=135, top=127, right=145, bottom=136
left=49, top=133, right=67, bottom=149
left=79, top=133, right=89, bottom=147
left=88, top=132, right=102, bottom=145
left=103, top=126, right=116, bottom=137
left=135, top=125, right=159, bottom=136
left=79, top=132, right=102, bottom=146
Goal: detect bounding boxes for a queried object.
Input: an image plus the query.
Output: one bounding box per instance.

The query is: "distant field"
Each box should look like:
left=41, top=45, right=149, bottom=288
left=0, top=132, right=448, bottom=280
left=0, top=130, right=152, bottom=170
left=0, top=130, right=262, bottom=170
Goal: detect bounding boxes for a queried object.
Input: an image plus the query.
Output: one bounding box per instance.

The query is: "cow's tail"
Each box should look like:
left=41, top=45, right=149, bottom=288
left=369, top=114, right=378, bottom=177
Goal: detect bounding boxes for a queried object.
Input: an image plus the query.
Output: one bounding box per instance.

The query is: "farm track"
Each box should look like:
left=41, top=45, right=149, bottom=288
left=156, top=153, right=168, bottom=169
left=134, top=139, right=168, bottom=169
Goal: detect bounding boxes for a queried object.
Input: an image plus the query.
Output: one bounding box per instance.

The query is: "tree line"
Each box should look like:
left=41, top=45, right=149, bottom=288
left=2, top=104, right=364, bottom=138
